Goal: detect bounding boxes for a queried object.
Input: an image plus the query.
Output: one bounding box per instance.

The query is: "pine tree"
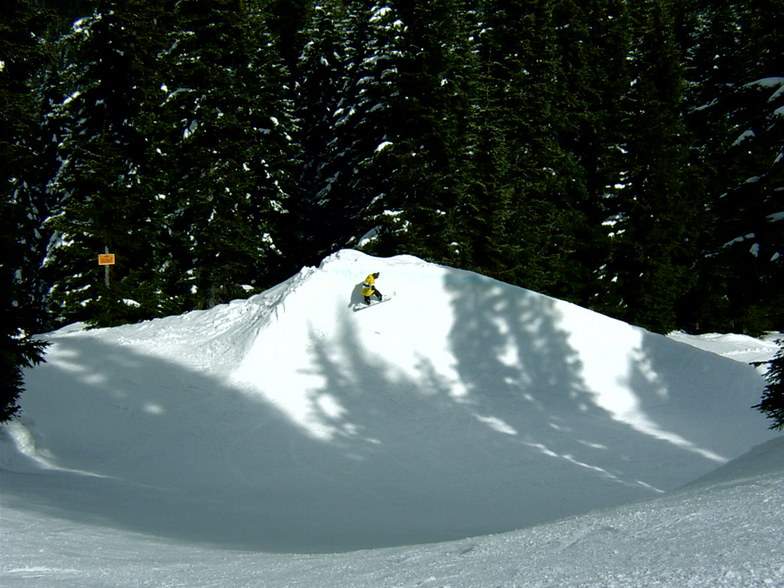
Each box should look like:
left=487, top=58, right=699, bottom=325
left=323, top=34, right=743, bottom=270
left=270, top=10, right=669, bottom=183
left=366, top=0, right=479, bottom=265
left=286, top=1, right=354, bottom=262
left=43, top=0, right=176, bottom=326
left=600, top=0, right=697, bottom=333
left=301, top=1, right=406, bottom=254
left=156, top=0, right=298, bottom=309
left=38, top=0, right=93, bottom=26
left=23, top=0, right=782, bottom=339
left=265, top=0, right=313, bottom=70
left=456, top=91, right=515, bottom=278
left=684, top=1, right=784, bottom=333
left=754, top=341, right=784, bottom=430
left=546, top=0, right=633, bottom=306
left=1, top=0, right=53, bottom=420
left=469, top=0, right=587, bottom=293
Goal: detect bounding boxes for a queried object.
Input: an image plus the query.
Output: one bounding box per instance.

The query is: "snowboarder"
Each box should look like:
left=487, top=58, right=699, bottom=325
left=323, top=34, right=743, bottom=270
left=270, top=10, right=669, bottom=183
left=361, top=272, right=383, bottom=305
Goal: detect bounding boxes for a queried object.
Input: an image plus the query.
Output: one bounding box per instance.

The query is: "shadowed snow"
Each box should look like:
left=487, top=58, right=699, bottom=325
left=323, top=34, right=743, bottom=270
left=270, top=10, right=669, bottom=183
left=1, top=250, right=777, bottom=556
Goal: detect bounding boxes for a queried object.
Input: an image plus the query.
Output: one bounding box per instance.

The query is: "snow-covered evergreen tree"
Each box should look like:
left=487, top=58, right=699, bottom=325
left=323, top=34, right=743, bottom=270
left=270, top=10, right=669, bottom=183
left=1, top=0, right=53, bottom=419
left=14, top=0, right=784, bottom=336
left=600, top=0, right=697, bottom=333
left=684, top=1, right=784, bottom=333
left=286, top=1, right=354, bottom=262
left=156, top=0, right=298, bottom=310
left=467, top=0, right=589, bottom=293
left=754, top=341, right=784, bottom=430
left=369, top=0, right=478, bottom=266
left=43, top=0, right=175, bottom=326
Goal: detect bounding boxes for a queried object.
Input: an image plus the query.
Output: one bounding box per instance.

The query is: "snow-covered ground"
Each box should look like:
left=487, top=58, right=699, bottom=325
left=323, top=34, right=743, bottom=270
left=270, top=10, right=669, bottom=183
left=2, top=250, right=782, bottom=587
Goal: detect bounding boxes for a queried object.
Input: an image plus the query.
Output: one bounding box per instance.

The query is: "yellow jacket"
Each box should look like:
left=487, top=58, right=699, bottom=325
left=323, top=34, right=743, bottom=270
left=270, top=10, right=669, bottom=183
left=361, top=274, right=377, bottom=296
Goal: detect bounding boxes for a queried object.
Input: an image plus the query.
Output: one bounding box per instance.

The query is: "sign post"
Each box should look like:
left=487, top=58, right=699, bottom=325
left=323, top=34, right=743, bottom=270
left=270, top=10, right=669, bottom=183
left=98, top=251, right=115, bottom=287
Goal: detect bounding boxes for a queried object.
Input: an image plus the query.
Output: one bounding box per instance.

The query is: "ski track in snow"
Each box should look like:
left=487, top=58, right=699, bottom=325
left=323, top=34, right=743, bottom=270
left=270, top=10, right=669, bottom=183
left=2, top=249, right=782, bottom=586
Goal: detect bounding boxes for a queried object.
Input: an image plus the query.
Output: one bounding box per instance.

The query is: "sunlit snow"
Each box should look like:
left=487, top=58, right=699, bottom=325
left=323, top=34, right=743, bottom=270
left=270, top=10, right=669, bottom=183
left=1, top=250, right=781, bottom=587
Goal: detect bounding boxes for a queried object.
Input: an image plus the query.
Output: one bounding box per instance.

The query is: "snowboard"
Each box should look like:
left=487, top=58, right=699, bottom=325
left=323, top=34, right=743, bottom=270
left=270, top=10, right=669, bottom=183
left=352, top=291, right=395, bottom=312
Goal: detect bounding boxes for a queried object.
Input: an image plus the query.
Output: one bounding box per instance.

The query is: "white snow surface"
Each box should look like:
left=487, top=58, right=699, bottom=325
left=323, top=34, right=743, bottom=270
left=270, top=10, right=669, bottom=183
left=667, top=331, right=781, bottom=365
left=1, top=249, right=782, bottom=587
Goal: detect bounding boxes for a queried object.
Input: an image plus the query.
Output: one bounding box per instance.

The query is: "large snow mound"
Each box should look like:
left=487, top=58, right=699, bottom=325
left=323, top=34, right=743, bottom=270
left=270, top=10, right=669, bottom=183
left=2, top=250, right=777, bottom=552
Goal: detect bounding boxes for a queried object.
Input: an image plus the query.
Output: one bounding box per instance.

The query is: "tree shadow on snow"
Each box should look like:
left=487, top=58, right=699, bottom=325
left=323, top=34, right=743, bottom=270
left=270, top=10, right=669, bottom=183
left=3, top=275, right=767, bottom=555
left=441, top=274, right=668, bottom=513
left=629, top=330, right=774, bottom=467
left=1, top=331, right=415, bottom=553
left=442, top=271, right=774, bottom=500
left=275, top=271, right=742, bottom=550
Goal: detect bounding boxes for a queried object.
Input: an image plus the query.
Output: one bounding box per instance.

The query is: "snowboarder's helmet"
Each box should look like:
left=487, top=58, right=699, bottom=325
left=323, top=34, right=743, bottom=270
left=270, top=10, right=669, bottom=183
left=373, top=272, right=380, bottom=278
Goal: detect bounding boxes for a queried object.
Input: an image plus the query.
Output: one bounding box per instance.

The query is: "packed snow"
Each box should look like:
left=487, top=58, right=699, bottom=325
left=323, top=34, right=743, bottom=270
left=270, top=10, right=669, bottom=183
left=1, top=250, right=782, bottom=587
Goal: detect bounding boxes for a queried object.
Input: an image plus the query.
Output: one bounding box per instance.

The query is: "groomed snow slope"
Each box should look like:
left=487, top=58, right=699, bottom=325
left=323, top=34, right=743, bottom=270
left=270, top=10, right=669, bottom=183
left=1, top=250, right=777, bottom=555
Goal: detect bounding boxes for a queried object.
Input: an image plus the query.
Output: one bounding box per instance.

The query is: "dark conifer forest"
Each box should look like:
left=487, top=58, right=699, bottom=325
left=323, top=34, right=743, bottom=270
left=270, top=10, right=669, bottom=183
left=3, top=0, right=783, bottom=416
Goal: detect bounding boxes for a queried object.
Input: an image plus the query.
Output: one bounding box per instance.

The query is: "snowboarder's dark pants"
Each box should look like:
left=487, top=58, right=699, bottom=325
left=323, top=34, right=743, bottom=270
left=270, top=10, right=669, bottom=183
left=364, top=288, right=382, bottom=304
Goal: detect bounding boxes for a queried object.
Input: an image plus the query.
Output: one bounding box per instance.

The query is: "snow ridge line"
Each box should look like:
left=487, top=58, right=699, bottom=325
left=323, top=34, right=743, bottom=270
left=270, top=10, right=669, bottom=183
left=265, top=265, right=319, bottom=323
